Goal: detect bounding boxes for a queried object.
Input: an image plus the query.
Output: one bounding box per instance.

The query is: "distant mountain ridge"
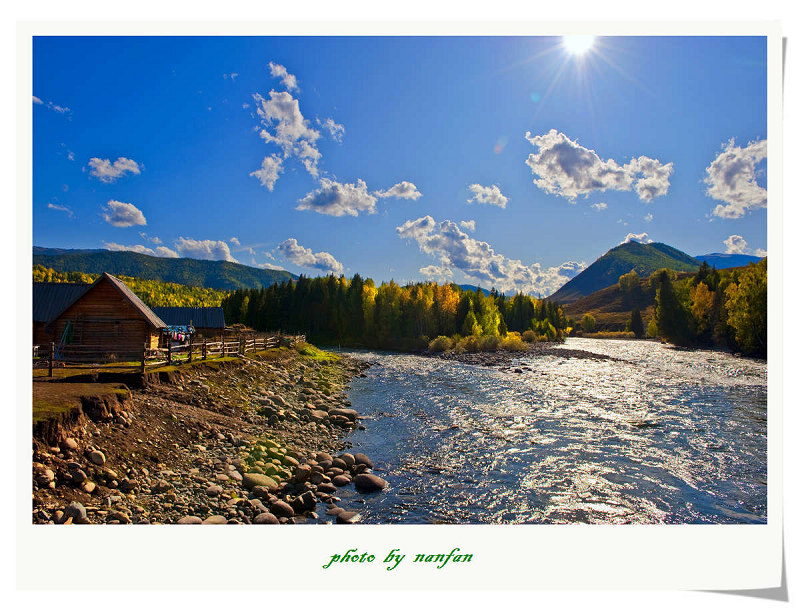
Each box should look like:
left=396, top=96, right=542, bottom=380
left=33, top=247, right=296, bottom=291
left=549, top=241, right=700, bottom=304
left=694, top=252, right=764, bottom=269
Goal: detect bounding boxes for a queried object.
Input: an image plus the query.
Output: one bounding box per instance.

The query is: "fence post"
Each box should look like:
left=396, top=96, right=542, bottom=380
left=222, top=335, right=226, bottom=358
left=188, top=335, right=193, bottom=363
left=48, top=342, right=54, bottom=377
left=141, top=342, right=147, bottom=374
left=167, top=338, right=172, bottom=365
left=203, top=339, right=207, bottom=361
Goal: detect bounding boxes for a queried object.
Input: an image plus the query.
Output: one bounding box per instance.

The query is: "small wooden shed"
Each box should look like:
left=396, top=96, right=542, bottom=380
left=151, top=306, right=226, bottom=338
left=42, top=273, right=166, bottom=351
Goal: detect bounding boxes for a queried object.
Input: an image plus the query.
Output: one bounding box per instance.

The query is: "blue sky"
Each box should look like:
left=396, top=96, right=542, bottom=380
left=32, top=35, right=767, bottom=295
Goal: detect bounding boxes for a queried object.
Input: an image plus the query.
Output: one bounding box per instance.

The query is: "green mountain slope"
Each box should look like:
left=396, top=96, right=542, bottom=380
left=32, top=247, right=296, bottom=291
left=549, top=241, right=700, bottom=304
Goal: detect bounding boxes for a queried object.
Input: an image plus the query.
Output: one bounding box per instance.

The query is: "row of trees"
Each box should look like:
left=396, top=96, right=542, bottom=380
left=222, top=274, right=571, bottom=351
left=651, top=259, right=767, bottom=356
left=33, top=265, right=229, bottom=308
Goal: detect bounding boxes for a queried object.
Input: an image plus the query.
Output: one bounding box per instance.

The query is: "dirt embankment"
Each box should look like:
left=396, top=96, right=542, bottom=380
left=32, top=348, right=385, bottom=525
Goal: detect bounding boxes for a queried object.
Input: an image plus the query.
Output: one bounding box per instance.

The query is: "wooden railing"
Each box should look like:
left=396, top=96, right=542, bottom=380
left=33, top=333, right=306, bottom=375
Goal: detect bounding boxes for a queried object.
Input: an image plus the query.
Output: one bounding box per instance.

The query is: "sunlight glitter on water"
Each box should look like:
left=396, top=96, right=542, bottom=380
left=332, top=339, right=766, bottom=524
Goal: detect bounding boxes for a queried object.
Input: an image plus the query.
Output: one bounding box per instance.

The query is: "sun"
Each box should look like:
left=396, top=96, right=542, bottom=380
left=562, top=35, right=596, bottom=56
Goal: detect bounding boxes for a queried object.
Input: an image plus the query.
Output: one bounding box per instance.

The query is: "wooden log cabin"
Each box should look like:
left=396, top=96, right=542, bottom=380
left=35, top=273, right=166, bottom=351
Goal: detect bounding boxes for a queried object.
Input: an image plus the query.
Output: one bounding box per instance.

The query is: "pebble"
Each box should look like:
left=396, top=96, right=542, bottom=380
left=202, top=515, right=227, bottom=524
left=253, top=512, right=280, bottom=524
left=89, top=450, right=106, bottom=466
left=336, top=511, right=362, bottom=524
left=177, top=516, right=203, bottom=524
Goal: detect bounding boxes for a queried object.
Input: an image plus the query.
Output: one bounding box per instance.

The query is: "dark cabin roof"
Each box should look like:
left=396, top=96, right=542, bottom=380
left=33, top=282, right=92, bottom=322
left=42, top=273, right=167, bottom=329
left=151, top=307, right=226, bottom=329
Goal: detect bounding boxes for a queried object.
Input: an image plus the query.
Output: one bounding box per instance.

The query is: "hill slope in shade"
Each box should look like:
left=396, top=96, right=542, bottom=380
left=33, top=247, right=296, bottom=291
left=694, top=253, right=764, bottom=269
left=549, top=241, right=700, bottom=304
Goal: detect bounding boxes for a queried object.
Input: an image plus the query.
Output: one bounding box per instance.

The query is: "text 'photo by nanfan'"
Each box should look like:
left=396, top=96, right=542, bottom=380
left=32, top=35, right=767, bottom=526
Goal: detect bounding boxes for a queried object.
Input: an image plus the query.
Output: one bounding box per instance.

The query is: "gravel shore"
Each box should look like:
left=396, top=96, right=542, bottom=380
left=32, top=348, right=384, bottom=525
left=425, top=342, right=624, bottom=369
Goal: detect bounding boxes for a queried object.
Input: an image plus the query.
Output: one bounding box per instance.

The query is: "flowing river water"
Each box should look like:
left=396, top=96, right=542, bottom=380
left=330, top=338, right=767, bottom=524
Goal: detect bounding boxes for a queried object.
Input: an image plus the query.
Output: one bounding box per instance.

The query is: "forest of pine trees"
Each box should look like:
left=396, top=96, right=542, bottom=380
left=650, top=259, right=767, bottom=356
left=221, top=274, right=571, bottom=352
left=32, top=265, right=229, bottom=308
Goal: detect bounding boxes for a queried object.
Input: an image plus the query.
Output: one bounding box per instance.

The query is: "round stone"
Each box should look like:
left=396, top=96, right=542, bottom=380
left=353, top=473, right=388, bottom=493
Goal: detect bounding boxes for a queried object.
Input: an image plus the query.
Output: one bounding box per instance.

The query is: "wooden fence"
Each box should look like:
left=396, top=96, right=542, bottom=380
left=33, top=333, right=306, bottom=375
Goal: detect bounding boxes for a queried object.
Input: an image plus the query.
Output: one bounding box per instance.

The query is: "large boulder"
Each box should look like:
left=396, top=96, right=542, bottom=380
left=242, top=473, right=279, bottom=491
left=353, top=473, right=387, bottom=493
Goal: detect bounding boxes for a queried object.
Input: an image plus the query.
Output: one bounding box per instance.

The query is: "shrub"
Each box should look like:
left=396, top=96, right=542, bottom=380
left=478, top=335, right=501, bottom=351
left=428, top=335, right=453, bottom=352
left=581, top=314, right=596, bottom=333
left=500, top=332, right=527, bottom=351
left=522, top=330, right=537, bottom=343
left=455, top=335, right=480, bottom=353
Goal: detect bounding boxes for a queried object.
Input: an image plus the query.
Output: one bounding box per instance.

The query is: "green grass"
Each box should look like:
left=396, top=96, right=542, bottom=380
left=295, top=341, right=339, bottom=363
left=32, top=382, right=130, bottom=424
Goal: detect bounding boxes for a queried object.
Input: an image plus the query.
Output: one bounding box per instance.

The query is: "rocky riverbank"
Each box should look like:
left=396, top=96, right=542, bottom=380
left=426, top=341, right=624, bottom=369
left=31, top=347, right=386, bottom=525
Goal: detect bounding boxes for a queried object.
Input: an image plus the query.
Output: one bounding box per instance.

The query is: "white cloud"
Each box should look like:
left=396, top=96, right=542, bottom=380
left=296, top=178, right=377, bottom=217
left=104, top=242, right=179, bottom=258
left=318, top=117, right=345, bottom=143
left=47, top=203, right=73, bottom=218
left=277, top=238, right=343, bottom=274
left=467, top=184, right=509, bottom=208
left=223, top=72, right=239, bottom=80
left=173, top=237, right=238, bottom=262
left=621, top=232, right=653, bottom=244
left=34, top=96, right=71, bottom=115
left=230, top=237, right=241, bottom=246
left=705, top=138, right=767, bottom=218
left=242, top=103, right=251, bottom=109
left=644, top=213, right=653, bottom=222
left=252, top=261, right=287, bottom=271
left=591, top=202, right=608, bottom=211
left=397, top=215, right=586, bottom=296
left=524, top=129, right=673, bottom=203
left=102, top=200, right=147, bottom=227
left=419, top=265, right=453, bottom=280
left=252, top=90, right=322, bottom=178
left=138, top=232, right=162, bottom=244
left=268, top=62, right=298, bottom=91
left=88, top=157, right=142, bottom=183
left=460, top=220, right=476, bottom=232
left=250, top=154, right=284, bottom=190
left=723, top=235, right=766, bottom=258
left=374, top=181, right=423, bottom=201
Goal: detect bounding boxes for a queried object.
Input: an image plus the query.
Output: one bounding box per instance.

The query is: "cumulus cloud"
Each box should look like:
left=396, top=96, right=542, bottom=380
left=268, top=62, right=298, bottom=91
left=250, top=154, right=284, bottom=190
left=397, top=215, right=586, bottom=295
left=88, top=157, right=142, bottom=183
left=374, top=181, right=423, bottom=201
left=296, top=178, right=377, bottom=217
left=467, top=184, right=509, bottom=208
left=277, top=238, right=343, bottom=274
left=230, top=237, right=241, bottom=246
left=621, top=232, right=653, bottom=244
left=524, top=129, right=673, bottom=203
left=102, top=200, right=147, bottom=227
left=460, top=220, right=476, bottom=232
left=252, top=90, right=322, bottom=178
left=47, top=203, right=73, bottom=218
left=104, top=242, right=179, bottom=258
left=705, top=138, right=767, bottom=218
left=723, top=235, right=766, bottom=257
left=173, top=237, right=238, bottom=262
left=591, top=202, right=608, bottom=211
left=318, top=117, right=345, bottom=143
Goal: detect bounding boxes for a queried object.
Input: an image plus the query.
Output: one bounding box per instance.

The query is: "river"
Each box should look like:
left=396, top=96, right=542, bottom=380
left=329, top=338, right=767, bottom=524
